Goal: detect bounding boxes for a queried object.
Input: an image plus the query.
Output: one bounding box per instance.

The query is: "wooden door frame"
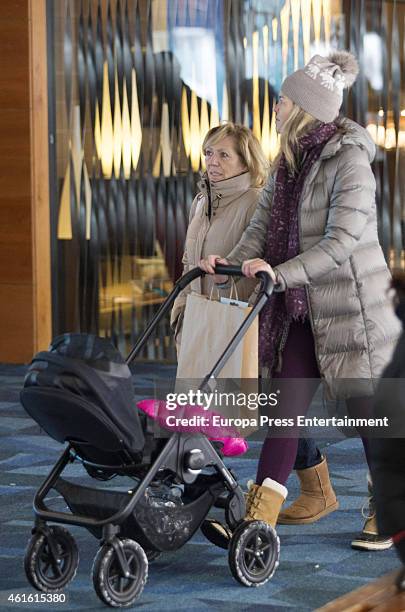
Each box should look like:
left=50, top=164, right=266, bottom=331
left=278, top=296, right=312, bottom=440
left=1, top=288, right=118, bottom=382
left=28, top=0, right=52, bottom=352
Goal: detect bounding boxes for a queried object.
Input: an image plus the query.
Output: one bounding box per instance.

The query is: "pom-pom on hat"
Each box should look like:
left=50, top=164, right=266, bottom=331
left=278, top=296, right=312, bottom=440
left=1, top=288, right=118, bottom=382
left=281, top=50, right=359, bottom=123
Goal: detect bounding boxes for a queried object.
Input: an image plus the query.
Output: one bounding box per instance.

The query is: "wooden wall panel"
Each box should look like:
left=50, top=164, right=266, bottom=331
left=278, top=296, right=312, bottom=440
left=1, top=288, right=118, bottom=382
left=0, top=285, right=33, bottom=363
left=0, top=21, right=29, bottom=110
left=0, top=1, right=33, bottom=362
left=0, top=0, right=51, bottom=363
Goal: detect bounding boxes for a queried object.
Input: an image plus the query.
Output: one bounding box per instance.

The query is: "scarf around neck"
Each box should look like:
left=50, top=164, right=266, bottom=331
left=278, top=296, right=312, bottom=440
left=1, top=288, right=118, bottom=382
left=259, top=121, right=338, bottom=371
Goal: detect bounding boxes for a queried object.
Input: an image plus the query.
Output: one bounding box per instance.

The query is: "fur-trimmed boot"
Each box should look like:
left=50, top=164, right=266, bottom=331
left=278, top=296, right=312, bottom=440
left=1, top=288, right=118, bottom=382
left=277, top=456, right=338, bottom=524
left=351, top=475, right=393, bottom=551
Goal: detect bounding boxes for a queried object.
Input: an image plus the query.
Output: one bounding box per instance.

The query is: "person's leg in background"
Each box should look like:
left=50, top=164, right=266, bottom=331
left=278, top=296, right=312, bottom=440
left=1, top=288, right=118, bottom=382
left=294, top=437, right=322, bottom=469
left=370, top=438, right=405, bottom=569
left=347, top=396, right=392, bottom=551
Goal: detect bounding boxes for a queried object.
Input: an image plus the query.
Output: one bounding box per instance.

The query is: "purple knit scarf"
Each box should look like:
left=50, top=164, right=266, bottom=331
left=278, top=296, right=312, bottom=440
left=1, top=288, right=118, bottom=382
left=259, top=122, right=338, bottom=371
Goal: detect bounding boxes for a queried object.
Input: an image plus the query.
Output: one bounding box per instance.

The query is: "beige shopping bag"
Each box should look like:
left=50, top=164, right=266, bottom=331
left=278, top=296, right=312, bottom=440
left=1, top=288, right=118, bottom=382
left=176, top=292, right=258, bottom=379
left=176, top=292, right=259, bottom=435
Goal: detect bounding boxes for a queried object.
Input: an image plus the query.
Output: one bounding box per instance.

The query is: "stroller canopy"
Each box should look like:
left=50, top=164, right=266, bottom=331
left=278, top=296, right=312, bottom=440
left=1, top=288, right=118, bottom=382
left=22, top=334, right=145, bottom=453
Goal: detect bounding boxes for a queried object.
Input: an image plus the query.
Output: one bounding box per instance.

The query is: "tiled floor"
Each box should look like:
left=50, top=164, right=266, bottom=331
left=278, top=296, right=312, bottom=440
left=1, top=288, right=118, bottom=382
left=0, top=363, right=400, bottom=611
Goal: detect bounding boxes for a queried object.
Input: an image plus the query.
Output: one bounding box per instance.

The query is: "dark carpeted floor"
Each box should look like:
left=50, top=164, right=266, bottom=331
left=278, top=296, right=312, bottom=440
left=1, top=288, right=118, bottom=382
left=0, top=363, right=400, bottom=611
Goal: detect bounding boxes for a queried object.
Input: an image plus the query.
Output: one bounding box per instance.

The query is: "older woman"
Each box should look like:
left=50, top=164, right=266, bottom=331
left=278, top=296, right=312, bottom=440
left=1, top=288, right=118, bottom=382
left=170, top=122, right=269, bottom=348
left=200, top=51, right=401, bottom=549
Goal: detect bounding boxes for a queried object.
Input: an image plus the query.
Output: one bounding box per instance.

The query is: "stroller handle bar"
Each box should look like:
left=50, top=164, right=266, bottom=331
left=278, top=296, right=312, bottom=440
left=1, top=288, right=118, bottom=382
left=126, top=265, right=273, bottom=365
left=215, top=264, right=273, bottom=295
left=176, top=264, right=273, bottom=296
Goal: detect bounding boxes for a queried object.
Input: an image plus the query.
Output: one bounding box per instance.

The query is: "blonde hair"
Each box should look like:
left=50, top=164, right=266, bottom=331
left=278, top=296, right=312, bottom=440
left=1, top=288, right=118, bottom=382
left=202, top=122, right=270, bottom=187
left=272, top=104, right=321, bottom=175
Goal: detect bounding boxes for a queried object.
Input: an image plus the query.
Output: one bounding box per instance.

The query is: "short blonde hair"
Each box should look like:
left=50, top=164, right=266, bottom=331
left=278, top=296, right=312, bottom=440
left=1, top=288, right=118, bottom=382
left=202, top=123, right=270, bottom=187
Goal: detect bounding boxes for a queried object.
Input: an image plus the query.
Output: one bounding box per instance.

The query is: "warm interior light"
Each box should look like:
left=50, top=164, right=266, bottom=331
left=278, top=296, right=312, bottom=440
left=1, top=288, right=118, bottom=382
left=113, top=70, right=123, bottom=179
left=189, top=89, right=201, bottom=171
left=272, top=17, right=278, bottom=42
left=57, top=160, right=72, bottom=240
left=100, top=61, right=114, bottom=178
left=269, top=100, right=280, bottom=161
left=94, top=104, right=102, bottom=161
left=131, top=69, right=142, bottom=172
left=385, top=126, right=397, bottom=149
left=261, top=25, right=270, bottom=158
left=181, top=85, right=191, bottom=158
left=200, top=99, right=210, bottom=169
left=367, top=121, right=402, bottom=150
left=122, top=80, right=132, bottom=179
left=210, top=105, right=219, bottom=129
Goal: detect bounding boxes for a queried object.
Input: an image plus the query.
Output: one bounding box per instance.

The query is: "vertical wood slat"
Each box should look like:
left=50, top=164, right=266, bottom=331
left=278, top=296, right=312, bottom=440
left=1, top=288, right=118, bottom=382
left=29, top=0, right=52, bottom=353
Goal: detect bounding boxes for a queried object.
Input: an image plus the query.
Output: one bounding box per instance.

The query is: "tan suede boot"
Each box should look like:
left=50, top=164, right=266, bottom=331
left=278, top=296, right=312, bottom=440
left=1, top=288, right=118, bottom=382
left=277, top=456, right=339, bottom=524
left=201, top=479, right=286, bottom=549
left=245, top=480, right=259, bottom=514
left=246, top=478, right=288, bottom=527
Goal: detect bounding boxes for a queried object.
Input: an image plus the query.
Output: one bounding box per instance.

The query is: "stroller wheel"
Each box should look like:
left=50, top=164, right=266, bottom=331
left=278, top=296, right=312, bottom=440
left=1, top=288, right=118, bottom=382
left=24, top=525, right=79, bottom=592
left=228, top=520, right=280, bottom=587
left=92, top=538, right=148, bottom=607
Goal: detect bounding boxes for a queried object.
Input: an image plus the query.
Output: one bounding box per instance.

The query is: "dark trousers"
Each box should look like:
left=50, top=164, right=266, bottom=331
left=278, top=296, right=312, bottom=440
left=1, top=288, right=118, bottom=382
left=294, top=437, right=322, bottom=469
left=256, top=320, right=371, bottom=485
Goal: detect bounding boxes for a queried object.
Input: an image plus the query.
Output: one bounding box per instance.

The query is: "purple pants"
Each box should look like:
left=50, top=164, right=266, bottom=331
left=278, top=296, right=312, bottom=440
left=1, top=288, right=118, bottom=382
left=256, top=320, right=371, bottom=485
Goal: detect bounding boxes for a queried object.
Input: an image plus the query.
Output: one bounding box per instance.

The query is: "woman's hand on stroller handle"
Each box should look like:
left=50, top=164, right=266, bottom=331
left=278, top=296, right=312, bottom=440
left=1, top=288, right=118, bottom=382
left=199, top=255, right=229, bottom=284
left=242, top=258, right=277, bottom=283
left=199, top=256, right=275, bottom=296
left=199, top=255, right=276, bottom=282
left=199, top=255, right=227, bottom=274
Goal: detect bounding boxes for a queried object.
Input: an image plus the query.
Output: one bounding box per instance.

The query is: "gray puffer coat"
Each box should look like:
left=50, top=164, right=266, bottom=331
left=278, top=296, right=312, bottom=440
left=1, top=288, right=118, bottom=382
left=227, top=118, right=401, bottom=398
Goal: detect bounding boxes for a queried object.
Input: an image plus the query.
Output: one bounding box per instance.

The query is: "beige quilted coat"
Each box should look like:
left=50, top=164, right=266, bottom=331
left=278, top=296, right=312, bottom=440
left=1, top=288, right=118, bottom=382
left=227, top=119, right=401, bottom=398
left=170, top=172, right=261, bottom=345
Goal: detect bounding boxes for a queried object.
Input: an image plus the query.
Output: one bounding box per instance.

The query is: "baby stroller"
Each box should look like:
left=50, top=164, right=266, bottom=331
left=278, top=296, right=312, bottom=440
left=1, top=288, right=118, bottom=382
left=20, top=265, right=277, bottom=608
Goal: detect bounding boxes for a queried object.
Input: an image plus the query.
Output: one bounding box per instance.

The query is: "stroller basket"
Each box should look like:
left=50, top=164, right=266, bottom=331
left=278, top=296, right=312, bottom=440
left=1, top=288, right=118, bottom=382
left=55, top=477, right=220, bottom=551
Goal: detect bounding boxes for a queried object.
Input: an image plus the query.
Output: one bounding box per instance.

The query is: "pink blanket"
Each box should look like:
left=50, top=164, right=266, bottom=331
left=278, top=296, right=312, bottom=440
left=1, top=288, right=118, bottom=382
left=137, top=399, right=248, bottom=457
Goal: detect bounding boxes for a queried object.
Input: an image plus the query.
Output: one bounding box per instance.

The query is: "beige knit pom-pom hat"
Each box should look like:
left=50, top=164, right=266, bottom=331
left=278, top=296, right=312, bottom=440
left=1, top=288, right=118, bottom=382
left=281, top=50, right=359, bottom=123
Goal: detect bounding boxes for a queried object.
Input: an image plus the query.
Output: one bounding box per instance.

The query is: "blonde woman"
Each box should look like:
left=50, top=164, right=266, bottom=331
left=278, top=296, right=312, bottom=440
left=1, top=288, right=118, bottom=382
left=170, top=122, right=269, bottom=348
left=200, top=51, right=400, bottom=549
